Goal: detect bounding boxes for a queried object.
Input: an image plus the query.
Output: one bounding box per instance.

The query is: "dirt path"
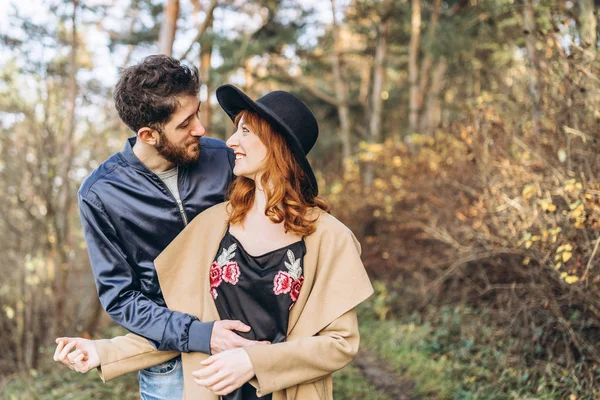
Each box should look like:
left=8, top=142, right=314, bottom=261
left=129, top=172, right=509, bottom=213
left=352, top=350, right=417, bottom=400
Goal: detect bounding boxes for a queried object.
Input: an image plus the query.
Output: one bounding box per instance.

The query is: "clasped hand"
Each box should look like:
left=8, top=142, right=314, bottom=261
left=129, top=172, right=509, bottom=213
left=53, top=319, right=266, bottom=395
left=192, top=347, right=256, bottom=395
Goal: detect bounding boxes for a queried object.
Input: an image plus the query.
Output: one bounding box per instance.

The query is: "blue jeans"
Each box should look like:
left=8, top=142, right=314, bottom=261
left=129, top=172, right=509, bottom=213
left=138, top=355, right=183, bottom=400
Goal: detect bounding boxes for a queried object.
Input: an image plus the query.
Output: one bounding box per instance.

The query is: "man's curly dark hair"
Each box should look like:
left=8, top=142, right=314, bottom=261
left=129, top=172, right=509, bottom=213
left=114, top=55, right=200, bottom=133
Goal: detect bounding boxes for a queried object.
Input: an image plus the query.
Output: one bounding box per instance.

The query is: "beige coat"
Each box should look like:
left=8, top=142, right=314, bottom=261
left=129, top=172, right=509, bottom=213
left=94, top=203, right=373, bottom=399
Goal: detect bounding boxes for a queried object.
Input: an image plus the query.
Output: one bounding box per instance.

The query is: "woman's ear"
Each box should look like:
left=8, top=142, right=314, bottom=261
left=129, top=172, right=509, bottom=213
left=137, top=127, right=159, bottom=145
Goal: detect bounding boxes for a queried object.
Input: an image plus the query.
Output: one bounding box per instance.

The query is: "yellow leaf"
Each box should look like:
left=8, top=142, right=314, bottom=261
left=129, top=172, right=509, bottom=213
left=522, top=184, right=537, bottom=199
left=547, top=204, right=556, bottom=212
left=523, top=257, right=531, bottom=265
left=554, top=263, right=562, bottom=270
left=562, top=252, right=572, bottom=263
left=525, top=240, right=533, bottom=249
left=4, top=306, right=15, bottom=320
left=564, top=244, right=573, bottom=251
left=565, top=276, right=579, bottom=285
left=560, top=272, right=568, bottom=279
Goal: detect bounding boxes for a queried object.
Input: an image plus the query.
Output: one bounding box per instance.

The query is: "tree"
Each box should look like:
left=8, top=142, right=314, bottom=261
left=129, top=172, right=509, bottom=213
left=158, top=0, right=180, bottom=55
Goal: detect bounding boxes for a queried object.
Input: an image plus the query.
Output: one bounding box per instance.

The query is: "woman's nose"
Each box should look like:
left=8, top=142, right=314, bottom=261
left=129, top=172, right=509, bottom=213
left=226, top=132, right=239, bottom=148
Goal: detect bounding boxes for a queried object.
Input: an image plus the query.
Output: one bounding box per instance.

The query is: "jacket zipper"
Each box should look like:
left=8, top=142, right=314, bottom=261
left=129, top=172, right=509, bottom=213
left=177, top=199, right=188, bottom=226
left=152, top=167, right=188, bottom=227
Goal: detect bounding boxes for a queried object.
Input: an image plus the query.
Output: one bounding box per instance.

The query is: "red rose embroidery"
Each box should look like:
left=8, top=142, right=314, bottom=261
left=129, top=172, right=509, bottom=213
left=273, top=271, right=293, bottom=295
left=210, top=288, right=218, bottom=300
left=210, top=262, right=222, bottom=288
left=290, top=276, right=304, bottom=302
left=222, top=261, right=240, bottom=285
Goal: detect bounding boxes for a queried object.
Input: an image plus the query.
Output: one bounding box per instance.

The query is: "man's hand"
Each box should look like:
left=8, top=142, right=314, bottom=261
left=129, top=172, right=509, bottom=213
left=53, top=337, right=100, bottom=373
left=192, top=348, right=256, bottom=395
left=210, top=320, right=269, bottom=354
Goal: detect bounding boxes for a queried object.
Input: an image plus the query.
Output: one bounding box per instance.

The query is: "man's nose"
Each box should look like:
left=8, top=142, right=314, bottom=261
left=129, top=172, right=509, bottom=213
left=190, top=121, right=206, bottom=137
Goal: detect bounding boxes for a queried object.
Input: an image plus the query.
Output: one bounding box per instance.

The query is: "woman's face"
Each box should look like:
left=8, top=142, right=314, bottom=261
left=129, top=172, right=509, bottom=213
left=226, top=116, right=268, bottom=181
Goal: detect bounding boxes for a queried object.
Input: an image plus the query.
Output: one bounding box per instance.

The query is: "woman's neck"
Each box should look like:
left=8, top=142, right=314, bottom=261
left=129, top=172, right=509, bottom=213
left=250, top=180, right=268, bottom=215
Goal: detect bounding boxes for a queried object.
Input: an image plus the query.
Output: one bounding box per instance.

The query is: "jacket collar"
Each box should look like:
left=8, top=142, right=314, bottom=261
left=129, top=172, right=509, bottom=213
left=120, top=136, right=156, bottom=174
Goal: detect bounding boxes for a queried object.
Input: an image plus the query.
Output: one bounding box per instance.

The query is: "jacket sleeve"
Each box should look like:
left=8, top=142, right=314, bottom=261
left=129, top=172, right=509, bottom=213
left=243, top=308, right=360, bottom=396
left=79, top=194, right=213, bottom=353
left=94, top=334, right=180, bottom=382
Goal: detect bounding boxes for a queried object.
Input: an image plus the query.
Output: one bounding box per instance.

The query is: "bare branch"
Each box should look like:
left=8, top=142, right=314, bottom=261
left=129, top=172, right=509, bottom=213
left=180, top=0, right=219, bottom=61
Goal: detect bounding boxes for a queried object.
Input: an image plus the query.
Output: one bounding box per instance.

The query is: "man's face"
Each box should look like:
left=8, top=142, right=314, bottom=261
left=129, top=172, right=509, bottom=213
left=155, top=95, right=205, bottom=166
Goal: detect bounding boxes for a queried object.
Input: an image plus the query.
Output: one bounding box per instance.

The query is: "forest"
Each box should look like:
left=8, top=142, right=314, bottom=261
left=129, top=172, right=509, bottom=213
left=0, top=0, right=599, bottom=398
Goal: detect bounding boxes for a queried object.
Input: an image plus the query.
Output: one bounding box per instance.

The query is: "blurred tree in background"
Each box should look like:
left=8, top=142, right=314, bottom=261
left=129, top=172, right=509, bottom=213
left=0, top=0, right=599, bottom=398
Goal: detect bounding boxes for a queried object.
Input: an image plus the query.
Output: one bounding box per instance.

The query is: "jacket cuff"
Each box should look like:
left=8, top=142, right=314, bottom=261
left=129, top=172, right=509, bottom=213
left=187, top=320, right=215, bottom=354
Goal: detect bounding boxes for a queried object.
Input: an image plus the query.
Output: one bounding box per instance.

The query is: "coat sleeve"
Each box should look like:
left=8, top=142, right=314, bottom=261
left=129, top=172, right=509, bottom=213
left=243, top=308, right=359, bottom=396
left=79, top=194, right=212, bottom=354
left=94, top=334, right=181, bottom=382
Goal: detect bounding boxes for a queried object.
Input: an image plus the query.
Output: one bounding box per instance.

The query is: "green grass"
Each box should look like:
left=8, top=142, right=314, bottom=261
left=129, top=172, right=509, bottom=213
left=355, top=298, right=593, bottom=400
left=333, top=364, right=391, bottom=400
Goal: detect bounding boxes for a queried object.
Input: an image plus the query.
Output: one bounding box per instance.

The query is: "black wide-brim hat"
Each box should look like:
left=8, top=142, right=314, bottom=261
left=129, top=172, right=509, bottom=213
left=216, top=84, right=319, bottom=197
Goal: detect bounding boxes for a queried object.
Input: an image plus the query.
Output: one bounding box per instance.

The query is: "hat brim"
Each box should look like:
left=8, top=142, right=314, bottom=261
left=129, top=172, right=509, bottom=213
left=216, top=84, right=318, bottom=196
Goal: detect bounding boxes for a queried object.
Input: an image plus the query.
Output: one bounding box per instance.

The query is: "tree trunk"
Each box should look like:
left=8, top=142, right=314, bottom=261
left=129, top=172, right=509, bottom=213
left=579, top=0, right=597, bottom=49
left=369, top=19, right=390, bottom=144
left=408, top=0, right=422, bottom=133
left=420, top=57, right=447, bottom=134
left=330, top=0, right=352, bottom=168
left=84, top=295, right=104, bottom=337
left=159, top=0, right=179, bottom=56
left=200, top=39, right=213, bottom=130
left=416, top=0, right=442, bottom=132
left=54, top=0, right=78, bottom=336
left=359, top=59, right=372, bottom=107
left=364, top=14, right=391, bottom=187
left=523, top=0, right=541, bottom=136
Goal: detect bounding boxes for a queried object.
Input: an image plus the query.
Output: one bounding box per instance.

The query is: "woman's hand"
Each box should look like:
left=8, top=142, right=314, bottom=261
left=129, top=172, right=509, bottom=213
left=192, top=348, right=255, bottom=396
left=53, top=337, right=100, bottom=373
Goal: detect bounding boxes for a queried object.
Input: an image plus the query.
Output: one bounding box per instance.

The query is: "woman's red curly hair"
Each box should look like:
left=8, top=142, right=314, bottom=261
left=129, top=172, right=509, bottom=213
left=227, top=110, right=329, bottom=236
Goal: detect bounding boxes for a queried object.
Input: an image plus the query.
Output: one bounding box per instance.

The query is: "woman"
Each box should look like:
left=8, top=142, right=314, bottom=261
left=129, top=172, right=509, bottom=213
left=54, top=85, right=373, bottom=400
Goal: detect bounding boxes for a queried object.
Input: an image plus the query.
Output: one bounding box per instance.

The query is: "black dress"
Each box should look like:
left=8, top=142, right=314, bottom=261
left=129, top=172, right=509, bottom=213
left=209, top=228, right=307, bottom=400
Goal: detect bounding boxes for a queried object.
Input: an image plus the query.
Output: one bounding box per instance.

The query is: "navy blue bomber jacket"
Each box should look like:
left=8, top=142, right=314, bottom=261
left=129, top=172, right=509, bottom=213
left=78, top=136, right=234, bottom=354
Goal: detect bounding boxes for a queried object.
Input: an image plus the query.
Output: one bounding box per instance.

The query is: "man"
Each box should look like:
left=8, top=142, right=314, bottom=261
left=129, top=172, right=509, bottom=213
left=71, top=55, right=263, bottom=399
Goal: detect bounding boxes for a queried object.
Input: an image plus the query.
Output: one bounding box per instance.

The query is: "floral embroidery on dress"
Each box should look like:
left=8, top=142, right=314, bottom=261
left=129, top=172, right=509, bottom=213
left=210, top=262, right=222, bottom=288
left=223, top=261, right=240, bottom=285
left=274, top=250, right=304, bottom=303
left=273, top=271, right=293, bottom=295
left=210, top=243, right=239, bottom=299
left=290, top=276, right=304, bottom=302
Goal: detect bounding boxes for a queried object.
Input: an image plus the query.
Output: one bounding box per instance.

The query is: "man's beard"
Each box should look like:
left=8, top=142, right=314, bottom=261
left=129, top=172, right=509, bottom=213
left=155, top=132, right=201, bottom=166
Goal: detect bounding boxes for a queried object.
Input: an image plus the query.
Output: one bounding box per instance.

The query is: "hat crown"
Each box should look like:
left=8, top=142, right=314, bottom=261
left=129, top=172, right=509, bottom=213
left=255, top=91, right=318, bottom=155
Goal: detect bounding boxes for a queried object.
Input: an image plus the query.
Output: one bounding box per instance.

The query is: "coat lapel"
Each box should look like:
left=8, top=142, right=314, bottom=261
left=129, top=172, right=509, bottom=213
left=154, top=203, right=228, bottom=322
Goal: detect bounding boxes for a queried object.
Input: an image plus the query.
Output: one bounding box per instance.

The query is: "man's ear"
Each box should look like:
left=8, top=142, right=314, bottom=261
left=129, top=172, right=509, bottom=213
left=137, top=127, right=159, bottom=145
